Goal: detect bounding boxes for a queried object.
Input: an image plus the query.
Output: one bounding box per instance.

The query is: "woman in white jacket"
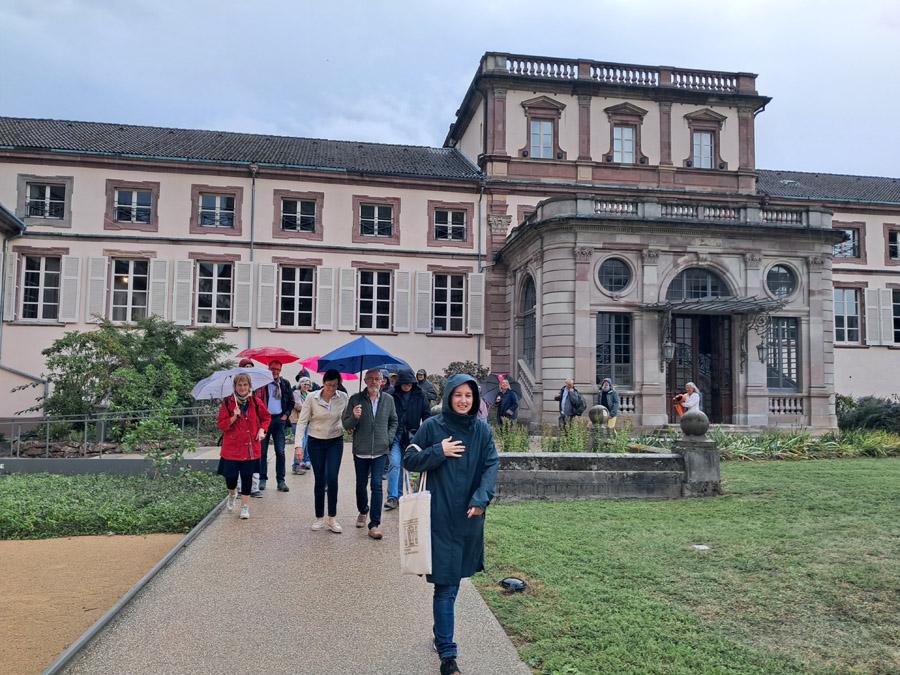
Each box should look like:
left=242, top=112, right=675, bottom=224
left=683, top=382, right=702, bottom=413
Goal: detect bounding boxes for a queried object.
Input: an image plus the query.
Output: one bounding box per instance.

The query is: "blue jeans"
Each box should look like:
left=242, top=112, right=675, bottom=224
left=387, top=438, right=404, bottom=500
left=291, top=424, right=310, bottom=470
left=260, top=415, right=287, bottom=482
left=354, top=454, right=388, bottom=528
left=433, top=583, right=460, bottom=659
left=308, top=435, right=343, bottom=518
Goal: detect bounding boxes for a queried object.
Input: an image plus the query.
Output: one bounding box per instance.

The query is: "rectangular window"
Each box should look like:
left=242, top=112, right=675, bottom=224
left=279, top=266, right=314, bottom=328
left=767, top=317, right=800, bottom=391
left=530, top=119, right=553, bottom=159
left=434, top=209, right=466, bottom=241
left=198, top=194, right=235, bottom=228
left=692, top=131, right=713, bottom=169
left=281, top=199, right=316, bottom=233
left=613, top=125, right=635, bottom=164
left=21, top=255, right=61, bottom=320
left=360, top=204, right=393, bottom=237
left=110, top=258, right=149, bottom=323
left=196, top=262, right=232, bottom=325
left=889, top=230, right=899, bottom=260
left=433, top=274, right=464, bottom=333
left=596, top=313, right=632, bottom=388
left=358, top=270, right=391, bottom=330
left=834, top=288, right=860, bottom=343
left=115, top=189, right=152, bottom=224
left=26, top=183, right=66, bottom=219
left=894, top=290, right=900, bottom=343
left=834, top=228, right=860, bottom=258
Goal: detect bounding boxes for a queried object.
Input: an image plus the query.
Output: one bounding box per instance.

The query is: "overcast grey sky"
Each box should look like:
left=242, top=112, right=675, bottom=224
left=1, top=0, right=898, bottom=177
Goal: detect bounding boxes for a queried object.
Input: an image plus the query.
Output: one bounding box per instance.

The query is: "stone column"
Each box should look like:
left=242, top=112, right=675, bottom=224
left=574, top=246, right=594, bottom=389
left=807, top=254, right=837, bottom=428
left=743, top=253, right=769, bottom=426
left=737, top=108, right=755, bottom=170
left=639, top=249, right=667, bottom=427
left=488, top=88, right=508, bottom=156
left=540, top=240, right=577, bottom=425
left=577, top=95, right=592, bottom=160
left=659, top=102, right=673, bottom=166
left=486, top=214, right=512, bottom=374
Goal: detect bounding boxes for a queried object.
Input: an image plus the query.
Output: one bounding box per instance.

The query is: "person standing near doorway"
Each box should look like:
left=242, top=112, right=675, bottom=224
left=683, top=382, right=702, bottom=413
left=555, top=378, right=586, bottom=427
left=597, top=378, right=620, bottom=434
left=255, top=360, right=294, bottom=493
left=342, top=368, right=398, bottom=540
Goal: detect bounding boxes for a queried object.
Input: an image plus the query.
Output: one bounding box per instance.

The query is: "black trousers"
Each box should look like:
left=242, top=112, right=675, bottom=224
left=221, top=459, right=255, bottom=496
left=354, top=454, right=388, bottom=528
left=308, top=435, right=344, bottom=518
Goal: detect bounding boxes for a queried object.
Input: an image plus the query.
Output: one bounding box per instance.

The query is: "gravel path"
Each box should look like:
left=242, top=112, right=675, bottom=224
left=65, top=443, right=529, bottom=675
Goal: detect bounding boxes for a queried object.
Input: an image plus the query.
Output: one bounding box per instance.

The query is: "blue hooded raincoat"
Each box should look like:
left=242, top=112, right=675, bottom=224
left=402, top=374, right=500, bottom=585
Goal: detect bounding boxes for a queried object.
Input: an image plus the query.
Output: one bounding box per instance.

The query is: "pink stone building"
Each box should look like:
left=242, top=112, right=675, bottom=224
left=0, top=52, right=897, bottom=428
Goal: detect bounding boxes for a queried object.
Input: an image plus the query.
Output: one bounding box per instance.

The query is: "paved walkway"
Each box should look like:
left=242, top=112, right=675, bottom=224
left=66, top=444, right=529, bottom=675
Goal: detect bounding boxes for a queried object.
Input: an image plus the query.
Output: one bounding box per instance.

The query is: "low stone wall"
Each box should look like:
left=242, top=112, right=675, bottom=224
left=497, top=451, right=715, bottom=501
left=0, top=458, right=219, bottom=475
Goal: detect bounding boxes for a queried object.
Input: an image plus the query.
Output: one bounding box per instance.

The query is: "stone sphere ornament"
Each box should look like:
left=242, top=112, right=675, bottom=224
left=680, top=409, right=710, bottom=438
left=588, top=404, right=610, bottom=426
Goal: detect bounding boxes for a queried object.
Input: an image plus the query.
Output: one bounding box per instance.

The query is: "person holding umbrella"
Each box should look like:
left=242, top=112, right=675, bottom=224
left=403, top=374, right=500, bottom=675
left=294, top=369, right=349, bottom=533
left=217, top=373, right=271, bottom=520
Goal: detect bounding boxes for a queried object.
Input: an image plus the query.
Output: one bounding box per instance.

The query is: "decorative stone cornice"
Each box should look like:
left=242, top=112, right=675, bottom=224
left=807, top=255, right=826, bottom=268
left=574, top=246, right=593, bottom=262
left=488, top=214, right=512, bottom=235
left=531, top=249, right=544, bottom=266
left=641, top=248, right=660, bottom=262
left=744, top=252, right=762, bottom=268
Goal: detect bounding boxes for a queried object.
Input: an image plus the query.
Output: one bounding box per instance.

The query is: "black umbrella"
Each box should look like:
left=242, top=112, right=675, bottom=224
left=479, top=373, right=523, bottom=407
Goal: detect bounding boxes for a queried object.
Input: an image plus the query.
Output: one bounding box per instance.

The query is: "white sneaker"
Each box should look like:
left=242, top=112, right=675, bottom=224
left=226, top=494, right=236, bottom=511
left=327, top=518, right=343, bottom=534
left=311, top=518, right=326, bottom=531
left=239, top=505, right=250, bottom=519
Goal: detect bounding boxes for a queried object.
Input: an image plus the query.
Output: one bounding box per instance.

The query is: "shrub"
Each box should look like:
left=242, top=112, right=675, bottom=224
left=122, top=411, right=198, bottom=476
left=443, top=360, right=490, bottom=382
left=494, top=421, right=531, bottom=452
left=541, top=418, right=592, bottom=452
left=838, top=395, right=900, bottom=433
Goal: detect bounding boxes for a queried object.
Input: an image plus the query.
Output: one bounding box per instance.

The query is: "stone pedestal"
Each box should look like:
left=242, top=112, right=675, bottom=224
left=672, top=410, right=722, bottom=497
left=588, top=404, right=610, bottom=450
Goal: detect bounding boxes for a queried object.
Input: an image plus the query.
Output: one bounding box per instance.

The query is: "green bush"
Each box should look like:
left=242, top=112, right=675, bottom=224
left=541, top=418, right=592, bottom=452
left=0, top=472, right=223, bottom=539
left=838, top=395, right=900, bottom=433
left=443, top=360, right=490, bottom=382
left=711, top=428, right=900, bottom=461
left=493, top=421, right=531, bottom=452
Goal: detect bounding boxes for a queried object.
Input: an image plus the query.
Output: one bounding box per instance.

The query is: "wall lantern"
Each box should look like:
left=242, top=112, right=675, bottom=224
left=756, top=341, right=769, bottom=364
left=663, top=341, right=676, bottom=362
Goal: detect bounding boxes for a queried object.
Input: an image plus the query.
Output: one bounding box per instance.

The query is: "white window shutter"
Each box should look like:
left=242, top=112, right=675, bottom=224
left=83, top=256, right=106, bottom=323
left=148, top=259, right=170, bottom=319
left=256, top=263, right=277, bottom=328
left=864, top=289, right=881, bottom=346
left=316, top=267, right=335, bottom=330
left=59, top=256, right=83, bottom=323
left=878, top=288, right=895, bottom=345
left=467, top=272, right=485, bottom=335
left=231, top=261, right=253, bottom=328
left=414, top=271, right=432, bottom=333
left=338, top=267, right=357, bottom=331
left=394, top=270, right=411, bottom=332
left=1, top=253, right=15, bottom=322
left=172, top=260, right=195, bottom=326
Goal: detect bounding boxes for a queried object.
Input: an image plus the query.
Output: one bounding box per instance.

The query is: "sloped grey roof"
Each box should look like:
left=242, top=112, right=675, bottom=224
left=0, top=116, right=481, bottom=181
left=758, top=169, right=900, bottom=205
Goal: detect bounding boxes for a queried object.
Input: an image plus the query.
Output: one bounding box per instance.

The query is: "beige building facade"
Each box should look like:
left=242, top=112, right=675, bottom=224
left=1, top=52, right=898, bottom=427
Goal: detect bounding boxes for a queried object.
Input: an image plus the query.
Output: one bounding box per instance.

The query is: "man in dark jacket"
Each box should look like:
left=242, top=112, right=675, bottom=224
left=255, top=360, right=295, bottom=493
left=385, top=368, right=431, bottom=510
left=416, top=368, right=438, bottom=403
left=342, top=368, right=398, bottom=540
left=554, top=378, right=586, bottom=427
left=596, top=378, right=621, bottom=435
left=495, top=377, right=519, bottom=424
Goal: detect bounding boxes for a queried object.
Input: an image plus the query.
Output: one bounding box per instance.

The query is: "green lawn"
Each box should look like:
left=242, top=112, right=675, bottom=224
left=475, top=459, right=900, bottom=674
left=0, top=472, right=224, bottom=539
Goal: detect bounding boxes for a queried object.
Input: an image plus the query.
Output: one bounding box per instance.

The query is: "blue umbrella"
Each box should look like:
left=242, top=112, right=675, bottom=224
left=316, top=336, right=410, bottom=376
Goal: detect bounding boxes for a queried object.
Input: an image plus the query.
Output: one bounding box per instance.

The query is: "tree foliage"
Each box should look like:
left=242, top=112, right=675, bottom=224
left=443, top=360, right=490, bottom=382
left=19, top=317, right=234, bottom=416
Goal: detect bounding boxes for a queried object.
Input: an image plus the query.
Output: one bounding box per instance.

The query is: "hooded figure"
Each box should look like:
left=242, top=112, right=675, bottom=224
left=403, top=374, right=499, bottom=670
left=416, top=368, right=438, bottom=403
left=384, top=368, right=431, bottom=509
left=596, top=378, right=620, bottom=417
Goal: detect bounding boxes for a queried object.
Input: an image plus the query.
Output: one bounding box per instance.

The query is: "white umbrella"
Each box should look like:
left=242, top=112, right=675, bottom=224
left=191, top=367, right=274, bottom=400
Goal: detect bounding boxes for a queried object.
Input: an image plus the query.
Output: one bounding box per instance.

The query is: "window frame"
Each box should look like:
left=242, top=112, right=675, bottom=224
left=518, top=95, right=567, bottom=160
left=426, top=200, right=475, bottom=248
left=357, top=269, right=393, bottom=332
left=883, top=224, right=900, bottom=266
left=833, top=286, right=863, bottom=345
left=893, top=289, right=900, bottom=344
left=351, top=195, right=401, bottom=245
left=431, top=272, right=466, bottom=334
left=596, top=312, right=633, bottom=389
left=832, top=221, right=866, bottom=263
left=597, top=256, right=634, bottom=295
left=666, top=267, right=731, bottom=302
left=603, top=102, right=649, bottom=165
left=766, top=317, right=801, bottom=392
left=104, top=180, right=160, bottom=232
left=682, top=108, right=728, bottom=170
left=189, top=185, right=243, bottom=236
left=519, top=275, right=537, bottom=371
left=764, top=263, right=799, bottom=300
left=273, top=190, right=324, bottom=241
left=110, top=258, right=150, bottom=324
left=278, top=264, right=316, bottom=330
left=195, top=260, right=234, bottom=327
left=19, top=254, right=62, bottom=322
left=16, top=174, right=74, bottom=228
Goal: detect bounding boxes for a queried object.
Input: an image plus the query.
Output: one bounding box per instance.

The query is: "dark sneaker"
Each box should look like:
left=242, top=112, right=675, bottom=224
left=384, top=497, right=399, bottom=511
left=277, top=481, right=289, bottom=492
left=250, top=490, right=263, bottom=498
left=440, top=658, right=460, bottom=675
left=259, top=480, right=267, bottom=491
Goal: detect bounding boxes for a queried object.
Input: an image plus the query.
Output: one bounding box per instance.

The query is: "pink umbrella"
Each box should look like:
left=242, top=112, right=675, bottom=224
left=297, top=356, right=359, bottom=381
left=236, top=346, right=300, bottom=366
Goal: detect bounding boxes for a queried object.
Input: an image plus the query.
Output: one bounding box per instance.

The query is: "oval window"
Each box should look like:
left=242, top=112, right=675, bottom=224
left=766, top=265, right=797, bottom=298
left=598, top=258, right=632, bottom=293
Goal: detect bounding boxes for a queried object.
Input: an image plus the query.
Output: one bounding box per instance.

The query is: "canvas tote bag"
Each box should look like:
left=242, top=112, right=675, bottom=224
left=399, top=470, right=432, bottom=575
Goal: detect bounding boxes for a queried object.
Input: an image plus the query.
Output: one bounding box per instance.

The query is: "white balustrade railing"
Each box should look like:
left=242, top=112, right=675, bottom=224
left=595, top=200, right=638, bottom=215
left=769, top=396, right=805, bottom=416
left=506, top=57, right=578, bottom=80
left=591, top=64, right=658, bottom=86
left=701, top=206, right=740, bottom=221
left=619, top=393, right=637, bottom=414
left=670, top=69, right=738, bottom=93
left=661, top=203, right=699, bottom=219
left=762, top=209, right=805, bottom=225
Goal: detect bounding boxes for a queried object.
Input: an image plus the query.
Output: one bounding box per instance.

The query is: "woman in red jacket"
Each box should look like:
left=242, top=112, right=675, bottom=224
left=217, top=373, right=271, bottom=519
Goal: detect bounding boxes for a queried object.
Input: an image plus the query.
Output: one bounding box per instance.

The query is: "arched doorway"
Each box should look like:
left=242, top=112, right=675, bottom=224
left=665, top=268, right=734, bottom=423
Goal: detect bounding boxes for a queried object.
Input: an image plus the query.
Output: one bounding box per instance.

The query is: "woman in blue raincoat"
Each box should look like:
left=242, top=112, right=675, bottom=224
left=403, top=374, right=499, bottom=675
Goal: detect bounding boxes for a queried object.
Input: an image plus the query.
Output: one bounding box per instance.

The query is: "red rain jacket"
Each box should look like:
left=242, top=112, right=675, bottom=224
left=217, top=394, right=271, bottom=461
